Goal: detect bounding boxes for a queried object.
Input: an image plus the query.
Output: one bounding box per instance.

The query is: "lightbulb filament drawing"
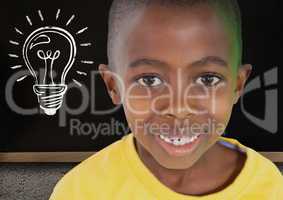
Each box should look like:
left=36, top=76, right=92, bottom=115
left=9, top=9, right=94, bottom=116
left=37, top=49, right=61, bottom=85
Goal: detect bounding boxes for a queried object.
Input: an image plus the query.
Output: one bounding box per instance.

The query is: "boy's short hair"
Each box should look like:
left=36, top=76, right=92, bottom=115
left=107, top=0, right=242, bottom=70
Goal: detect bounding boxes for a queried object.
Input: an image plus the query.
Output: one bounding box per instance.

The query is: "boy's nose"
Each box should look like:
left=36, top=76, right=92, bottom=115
left=161, top=107, right=194, bottom=120
left=155, top=70, right=207, bottom=119
left=159, top=86, right=197, bottom=120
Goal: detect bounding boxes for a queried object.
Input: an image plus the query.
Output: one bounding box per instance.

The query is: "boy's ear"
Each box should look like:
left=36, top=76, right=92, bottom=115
left=233, top=64, right=253, bottom=104
left=98, top=64, right=121, bottom=105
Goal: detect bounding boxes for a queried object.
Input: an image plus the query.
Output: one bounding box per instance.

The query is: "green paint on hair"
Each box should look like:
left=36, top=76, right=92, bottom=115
left=209, top=0, right=242, bottom=84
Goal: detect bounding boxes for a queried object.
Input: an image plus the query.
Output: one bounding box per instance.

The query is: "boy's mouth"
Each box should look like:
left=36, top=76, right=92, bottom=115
left=154, top=132, right=203, bottom=157
left=159, top=134, right=201, bottom=145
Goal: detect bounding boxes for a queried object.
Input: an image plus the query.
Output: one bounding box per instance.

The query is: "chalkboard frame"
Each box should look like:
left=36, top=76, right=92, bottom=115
left=0, top=152, right=282, bottom=163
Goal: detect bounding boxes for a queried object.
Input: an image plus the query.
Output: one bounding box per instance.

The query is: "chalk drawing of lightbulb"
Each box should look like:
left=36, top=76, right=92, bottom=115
left=8, top=9, right=94, bottom=116
left=23, top=27, right=76, bottom=115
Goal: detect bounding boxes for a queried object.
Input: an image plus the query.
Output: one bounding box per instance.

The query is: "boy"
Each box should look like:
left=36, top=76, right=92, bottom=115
left=49, top=0, right=283, bottom=199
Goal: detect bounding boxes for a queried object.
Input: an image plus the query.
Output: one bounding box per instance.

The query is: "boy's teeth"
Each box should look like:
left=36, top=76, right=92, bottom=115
left=159, top=134, right=199, bottom=146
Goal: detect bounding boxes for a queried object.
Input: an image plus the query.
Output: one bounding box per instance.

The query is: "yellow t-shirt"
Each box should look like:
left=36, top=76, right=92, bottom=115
left=49, top=133, right=283, bottom=200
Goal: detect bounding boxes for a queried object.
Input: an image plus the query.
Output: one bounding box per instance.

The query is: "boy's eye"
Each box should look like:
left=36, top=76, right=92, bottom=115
left=195, top=74, right=222, bottom=87
left=136, top=76, right=163, bottom=87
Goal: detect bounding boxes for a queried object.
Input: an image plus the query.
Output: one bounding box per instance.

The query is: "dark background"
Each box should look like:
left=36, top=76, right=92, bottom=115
left=0, top=0, right=281, bottom=152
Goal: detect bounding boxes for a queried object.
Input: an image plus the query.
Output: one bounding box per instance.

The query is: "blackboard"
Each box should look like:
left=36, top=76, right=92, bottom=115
left=0, top=0, right=282, bottom=162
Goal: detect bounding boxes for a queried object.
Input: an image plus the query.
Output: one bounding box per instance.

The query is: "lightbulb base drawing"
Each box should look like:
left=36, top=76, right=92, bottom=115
left=33, top=84, right=67, bottom=116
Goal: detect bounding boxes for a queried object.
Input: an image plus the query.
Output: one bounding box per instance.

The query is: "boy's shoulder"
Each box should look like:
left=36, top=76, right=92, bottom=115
left=219, top=136, right=283, bottom=198
left=68, top=134, right=130, bottom=176
left=49, top=134, right=132, bottom=200
left=220, top=136, right=283, bottom=182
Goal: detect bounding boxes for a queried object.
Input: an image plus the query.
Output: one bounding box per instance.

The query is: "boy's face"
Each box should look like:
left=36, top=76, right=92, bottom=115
left=100, top=4, right=251, bottom=169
